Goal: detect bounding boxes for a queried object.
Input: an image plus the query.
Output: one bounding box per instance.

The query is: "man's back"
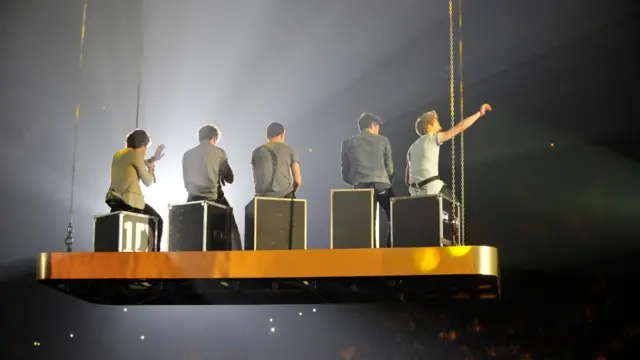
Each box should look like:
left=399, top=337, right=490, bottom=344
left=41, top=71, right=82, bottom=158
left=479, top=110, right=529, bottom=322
left=341, top=131, right=394, bottom=186
left=408, top=133, right=440, bottom=182
left=182, top=142, right=232, bottom=201
left=251, top=142, right=298, bottom=197
left=106, top=148, right=153, bottom=210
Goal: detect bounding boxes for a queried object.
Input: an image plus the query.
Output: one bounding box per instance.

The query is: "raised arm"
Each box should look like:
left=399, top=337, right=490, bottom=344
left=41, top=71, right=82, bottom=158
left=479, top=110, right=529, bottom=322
left=145, top=144, right=165, bottom=167
left=437, top=104, right=492, bottom=144
left=340, top=140, right=353, bottom=185
left=133, top=150, right=155, bottom=187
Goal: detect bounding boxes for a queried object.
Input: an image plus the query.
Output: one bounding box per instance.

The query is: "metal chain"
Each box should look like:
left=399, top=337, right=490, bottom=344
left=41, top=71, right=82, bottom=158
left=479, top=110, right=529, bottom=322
left=458, top=0, right=465, bottom=245
left=448, top=0, right=456, bottom=209
left=65, top=0, right=88, bottom=252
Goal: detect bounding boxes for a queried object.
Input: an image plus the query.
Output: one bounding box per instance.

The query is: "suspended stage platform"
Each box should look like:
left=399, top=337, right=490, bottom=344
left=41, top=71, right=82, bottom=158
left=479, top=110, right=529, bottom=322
left=37, top=246, right=500, bottom=305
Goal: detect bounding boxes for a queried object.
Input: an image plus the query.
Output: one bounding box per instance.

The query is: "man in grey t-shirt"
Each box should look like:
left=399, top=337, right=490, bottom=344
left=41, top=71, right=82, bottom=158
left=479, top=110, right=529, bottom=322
left=183, top=125, right=234, bottom=201
left=182, top=124, right=240, bottom=249
left=406, top=104, right=492, bottom=197
left=251, top=122, right=302, bottom=198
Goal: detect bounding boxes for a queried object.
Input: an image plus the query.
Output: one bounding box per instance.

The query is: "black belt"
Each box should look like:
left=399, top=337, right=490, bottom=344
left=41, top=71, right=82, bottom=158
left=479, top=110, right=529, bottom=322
left=410, top=175, right=440, bottom=188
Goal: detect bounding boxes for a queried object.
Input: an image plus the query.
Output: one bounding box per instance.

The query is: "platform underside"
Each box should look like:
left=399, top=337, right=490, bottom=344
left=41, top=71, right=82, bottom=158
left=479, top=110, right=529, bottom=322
left=37, top=246, right=500, bottom=305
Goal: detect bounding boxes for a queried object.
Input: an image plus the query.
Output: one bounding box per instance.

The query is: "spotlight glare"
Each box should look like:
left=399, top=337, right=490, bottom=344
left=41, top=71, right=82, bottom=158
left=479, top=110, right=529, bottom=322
left=312, top=308, right=316, bottom=312
left=69, top=334, right=74, bottom=338
left=299, top=312, right=302, bottom=316
left=140, top=335, right=145, bottom=340
left=123, top=308, right=128, bottom=312
left=269, top=318, right=273, bottom=322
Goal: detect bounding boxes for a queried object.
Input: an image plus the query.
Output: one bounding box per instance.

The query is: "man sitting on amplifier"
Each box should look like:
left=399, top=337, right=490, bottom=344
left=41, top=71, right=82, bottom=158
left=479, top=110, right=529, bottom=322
left=105, top=129, right=166, bottom=249
left=405, top=104, right=492, bottom=197
left=341, top=112, right=395, bottom=247
left=182, top=124, right=241, bottom=250
left=251, top=122, right=302, bottom=199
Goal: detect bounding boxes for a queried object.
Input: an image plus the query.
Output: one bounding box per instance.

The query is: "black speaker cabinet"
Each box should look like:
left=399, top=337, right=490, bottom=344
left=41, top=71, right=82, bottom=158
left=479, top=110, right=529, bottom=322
left=167, top=201, right=232, bottom=251
left=330, top=189, right=378, bottom=249
left=245, top=197, right=307, bottom=250
left=390, top=193, right=457, bottom=247
left=93, top=211, right=158, bottom=252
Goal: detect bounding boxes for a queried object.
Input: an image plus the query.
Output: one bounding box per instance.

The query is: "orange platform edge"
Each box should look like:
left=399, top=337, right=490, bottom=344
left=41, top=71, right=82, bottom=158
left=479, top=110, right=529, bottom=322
left=37, top=246, right=499, bottom=281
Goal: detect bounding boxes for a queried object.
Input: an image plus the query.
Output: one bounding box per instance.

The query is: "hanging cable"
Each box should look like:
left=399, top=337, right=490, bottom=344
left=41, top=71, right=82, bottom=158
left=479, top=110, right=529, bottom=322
left=448, top=0, right=458, bottom=244
left=448, top=1, right=456, bottom=196
left=458, top=0, right=466, bottom=245
left=65, top=0, right=89, bottom=252
left=135, top=1, right=144, bottom=129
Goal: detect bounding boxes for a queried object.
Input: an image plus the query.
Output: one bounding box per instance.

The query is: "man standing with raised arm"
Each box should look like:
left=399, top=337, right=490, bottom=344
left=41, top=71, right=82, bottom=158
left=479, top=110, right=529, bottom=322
left=341, top=113, right=395, bottom=248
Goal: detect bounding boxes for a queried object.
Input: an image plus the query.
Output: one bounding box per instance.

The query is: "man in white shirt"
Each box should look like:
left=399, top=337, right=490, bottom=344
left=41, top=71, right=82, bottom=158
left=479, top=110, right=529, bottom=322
left=405, top=104, right=492, bottom=197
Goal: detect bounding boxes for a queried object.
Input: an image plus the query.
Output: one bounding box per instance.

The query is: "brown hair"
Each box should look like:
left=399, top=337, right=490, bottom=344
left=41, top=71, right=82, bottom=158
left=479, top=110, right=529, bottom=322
left=415, top=111, right=438, bottom=135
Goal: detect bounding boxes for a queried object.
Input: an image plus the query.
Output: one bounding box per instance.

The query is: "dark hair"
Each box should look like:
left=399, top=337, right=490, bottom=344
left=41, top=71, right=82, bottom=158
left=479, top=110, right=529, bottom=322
left=198, top=124, right=220, bottom=142
left=125, top=129, right=151, bottom=149
left=415, top=111, right=438, bottom=136
left=357, top=113, right=383, bottom=132
left=266, top=122, right=285, bottom=139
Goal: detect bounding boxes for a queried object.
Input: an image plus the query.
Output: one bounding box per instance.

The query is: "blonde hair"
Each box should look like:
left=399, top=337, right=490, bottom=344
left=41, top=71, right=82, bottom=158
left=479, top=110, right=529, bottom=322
left=415, top=111, right=438, bottom=135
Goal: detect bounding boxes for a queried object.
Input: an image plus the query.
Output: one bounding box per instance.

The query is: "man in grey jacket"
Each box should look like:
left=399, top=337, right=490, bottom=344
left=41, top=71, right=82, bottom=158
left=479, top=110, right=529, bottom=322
left=340, top=113, right=395, bottom=247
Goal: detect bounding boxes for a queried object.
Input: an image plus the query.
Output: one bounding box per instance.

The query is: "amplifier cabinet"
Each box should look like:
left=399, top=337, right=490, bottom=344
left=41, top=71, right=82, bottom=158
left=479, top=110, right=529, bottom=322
left=330, top=189, right=376, bottom=249
left=245, top=197, right=307, bottom=250
left=167, top=201, right=232, bottom=251
left=93, top=211, right=158, bottom=252
left=390, top=193, right=457, bottom=248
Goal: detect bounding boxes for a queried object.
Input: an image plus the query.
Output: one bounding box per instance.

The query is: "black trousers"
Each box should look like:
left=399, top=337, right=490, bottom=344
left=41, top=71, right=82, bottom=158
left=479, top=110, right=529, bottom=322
left=107, top=199, right=163, bottom=250
left=187, top=194, right=242, bottom=251
left=354, top=183, right=394, bottom=248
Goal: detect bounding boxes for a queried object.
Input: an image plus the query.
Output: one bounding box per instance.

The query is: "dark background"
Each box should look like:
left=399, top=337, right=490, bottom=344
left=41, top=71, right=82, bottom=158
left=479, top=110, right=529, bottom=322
left=1, top=0, right=639, bottom=358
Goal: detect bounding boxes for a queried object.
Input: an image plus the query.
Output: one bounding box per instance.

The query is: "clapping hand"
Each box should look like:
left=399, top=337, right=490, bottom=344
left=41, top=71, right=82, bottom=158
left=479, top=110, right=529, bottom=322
left=479, top=104, right=492, bottom=116
left=153, top=144, right=166, bottom=162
